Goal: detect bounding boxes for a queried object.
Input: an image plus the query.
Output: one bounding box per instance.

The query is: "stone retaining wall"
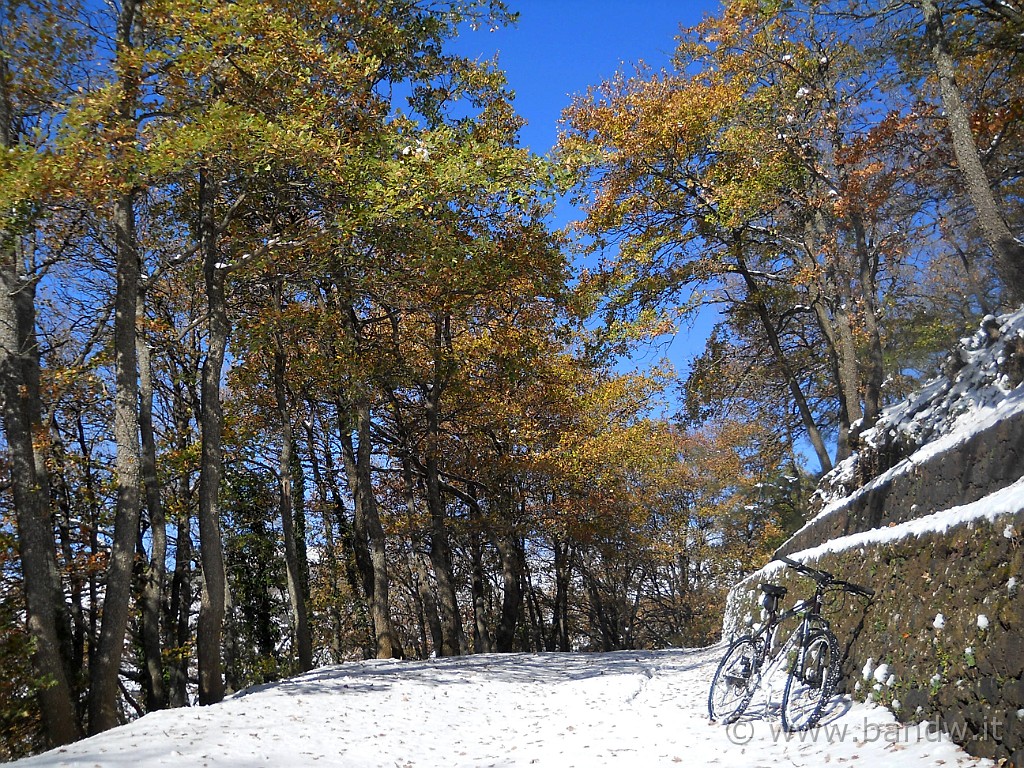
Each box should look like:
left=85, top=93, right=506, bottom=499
left=777, top=406, right=1024, bottom=558
left=725, top=508, right=1024, bottom=765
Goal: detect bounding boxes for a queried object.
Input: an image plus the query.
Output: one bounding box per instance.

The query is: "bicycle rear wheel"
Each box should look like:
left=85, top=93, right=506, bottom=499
left=708, top=637, right=761, bottom=724
left=780, top=629, right=839, bottom=731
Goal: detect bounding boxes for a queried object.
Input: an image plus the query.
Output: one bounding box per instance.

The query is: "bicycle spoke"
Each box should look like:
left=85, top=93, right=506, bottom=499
left=708, top=637, right=761, bottom=724
left=781, top=630, right=839, bottom=731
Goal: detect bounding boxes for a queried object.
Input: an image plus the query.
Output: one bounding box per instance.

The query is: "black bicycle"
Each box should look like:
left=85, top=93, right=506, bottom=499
left=708, top=555, right=874, bottom=731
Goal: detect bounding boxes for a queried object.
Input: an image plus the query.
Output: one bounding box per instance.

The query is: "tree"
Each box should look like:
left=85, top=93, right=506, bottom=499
left=558, top=0, right=981, bottom=471
left=917, top=0, right=1023, bottom=300
left=221, top=469, right=289, bottom=686
left=854, top=0, right=1024, bottom=303
left=0, top=0, right=85, bottom=746
left=86, top=0, right=147, bottom=733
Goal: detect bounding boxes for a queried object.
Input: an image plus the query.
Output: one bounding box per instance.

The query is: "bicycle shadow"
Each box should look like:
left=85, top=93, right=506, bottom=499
left=733, top=685, right=853, bottom=728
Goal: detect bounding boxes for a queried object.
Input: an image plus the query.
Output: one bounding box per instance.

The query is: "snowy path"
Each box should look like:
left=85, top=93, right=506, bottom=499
left=18, top=646, right=991, bottom=767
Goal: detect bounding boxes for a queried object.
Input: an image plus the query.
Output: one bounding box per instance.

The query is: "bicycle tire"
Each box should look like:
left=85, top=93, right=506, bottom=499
left=780, top=628, right=840, bottom=731
left=708, top=636, right=761, bottom=724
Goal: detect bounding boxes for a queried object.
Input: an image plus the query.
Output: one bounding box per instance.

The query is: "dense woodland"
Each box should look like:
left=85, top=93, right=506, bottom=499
left=0, top=0, right=1020, bottom=758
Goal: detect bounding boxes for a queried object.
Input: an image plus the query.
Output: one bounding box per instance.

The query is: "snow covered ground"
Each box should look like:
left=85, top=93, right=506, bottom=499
left=17, top=646, right=991, bottom=767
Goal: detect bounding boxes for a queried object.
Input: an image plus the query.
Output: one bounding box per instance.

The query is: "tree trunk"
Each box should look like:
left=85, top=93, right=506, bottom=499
left=0, top=238, right=82, bottom=746
left=88, top=0, right=144, bottom=733
left=72, top=408, right=101, bottom=695
left=316, top=401, right=371, bottom=649
left=49, top=429, right=87, bottom=700
left=88, top=183, right=143, bottom=734
left=339, top=423, right=376, bottom=657
left=137, top=288, right=167, bottom=712
left=423, top=390, right=466, bottom=656
left=340, top=403, right=400, bottom=659
left=221, top=568, right=240, bottom=696
left=523, top=562, right=546, bottom=652
left=830, top=292, right=862, bottom=461
left=306, top=405, right=366, bottom=658
left=583, top=568, right=615, bottom=652
left=493, top=522, right=524, bottom=653
left=920, top=0, right=1024, bottom=304
left=468, top=498, right=491, bottom=654
left=272, top=335, right=313, bottom=671
left=425, top=490, right=465, bottom=656
left=357, top=402, right=402, bottom=659
left=167, top=512, right=192, bottom=708
left=290, top=447, right=310, bottom=629
left=851, top=213, right=885, bottom=435
left=733, top=239, right=833, bottom=473
left=196, top=167, right=227, bottom=706
left=553, top=538, right=571, bottom=652
left=302, top=415, right=345, bottom=663
left=0, top=18, right=82, bottom=745
left=166, top=384, right=193, bottom=709
left=809, top=204, right=866, bottom=462
left=401, top=456, right=443, bottom=657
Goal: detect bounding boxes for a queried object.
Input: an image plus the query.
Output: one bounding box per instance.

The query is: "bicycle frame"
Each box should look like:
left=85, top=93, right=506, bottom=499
left=746, top=581, right=831, bottom=676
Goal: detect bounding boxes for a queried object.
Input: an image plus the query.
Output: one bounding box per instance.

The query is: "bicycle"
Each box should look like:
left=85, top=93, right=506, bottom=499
left=708, top=555, right=875, bottom=731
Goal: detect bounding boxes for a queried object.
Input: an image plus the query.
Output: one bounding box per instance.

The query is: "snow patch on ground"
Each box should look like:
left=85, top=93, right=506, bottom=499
left=13, top=648, right=990, bottom=767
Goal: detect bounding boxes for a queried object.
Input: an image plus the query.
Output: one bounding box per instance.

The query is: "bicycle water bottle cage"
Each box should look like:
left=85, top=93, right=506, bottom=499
left=760, top=583, right=787, bottom=613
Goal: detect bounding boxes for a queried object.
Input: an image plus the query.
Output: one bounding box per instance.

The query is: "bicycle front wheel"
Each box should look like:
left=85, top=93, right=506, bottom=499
left=780, top=629, right=839, bottom=731
left=708, top=636, right=761, bottom=724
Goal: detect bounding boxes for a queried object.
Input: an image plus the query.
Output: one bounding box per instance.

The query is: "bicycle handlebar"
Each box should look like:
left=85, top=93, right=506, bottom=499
left=835, top=579, right=875, bottom=598
left=775, top=555, right=874, bottom=597
left=776, top=555, right=832, bottom=583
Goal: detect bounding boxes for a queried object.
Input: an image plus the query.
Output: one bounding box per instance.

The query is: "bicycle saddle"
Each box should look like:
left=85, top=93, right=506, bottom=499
left=760, top=583, right=787, bottom=598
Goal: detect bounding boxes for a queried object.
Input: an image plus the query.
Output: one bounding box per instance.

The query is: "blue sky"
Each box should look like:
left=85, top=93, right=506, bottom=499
left=453, top=1, right=725, bottom=381
left=454, top=1, right=723, bottom=159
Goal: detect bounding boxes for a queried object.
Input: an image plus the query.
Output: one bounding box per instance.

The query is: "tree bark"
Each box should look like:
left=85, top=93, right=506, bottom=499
left=272, top=333, right=313, bottom=671
left=196, top=167, right=227, bottom=705
left=340, top=403, right=400, bottom=659
left=830, top=291, right=863, bottom=461
left=423, top=387, right=466, bottom=656
left=803, top=211, right=865, bottom=463
left=0, top=238, right=82, bottom=746
left=88, top=184, right=143, bottom=734
left=851, top=213, right=885, bottom=435
left=401, top=456, right=444, bottom=657
left=166, top=381, right=194, bottom=708
left=1, top=50, right=81, bottom=742
left=920, top=0, right=1024, bottom=303
left=306, top=403, right=367, bottom=653
left=137, top=288, right=168, bottom=711
left=468, top=495, right=491, bottom=654
left=523, top=562, right=547, bottom=652
left=307, top=438, right=344, bottom=663
left=87, top=0, right=144, bottom=734
left=553, top=538, right=571, bottom=652
left=72, top=408, right=101, bottom=692
left=493, top=499, right=524, bottom=653
left=49, top=424, right=88, bottom=699
left=302, top=414, right=345, bottom=662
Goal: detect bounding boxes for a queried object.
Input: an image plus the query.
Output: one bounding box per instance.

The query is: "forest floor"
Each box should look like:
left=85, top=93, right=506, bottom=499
left=15, top=645, right=993, bottom=767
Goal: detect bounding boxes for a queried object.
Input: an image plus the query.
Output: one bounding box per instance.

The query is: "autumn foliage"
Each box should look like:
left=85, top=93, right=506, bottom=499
left=0, top=0, right=1019, bottom=755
